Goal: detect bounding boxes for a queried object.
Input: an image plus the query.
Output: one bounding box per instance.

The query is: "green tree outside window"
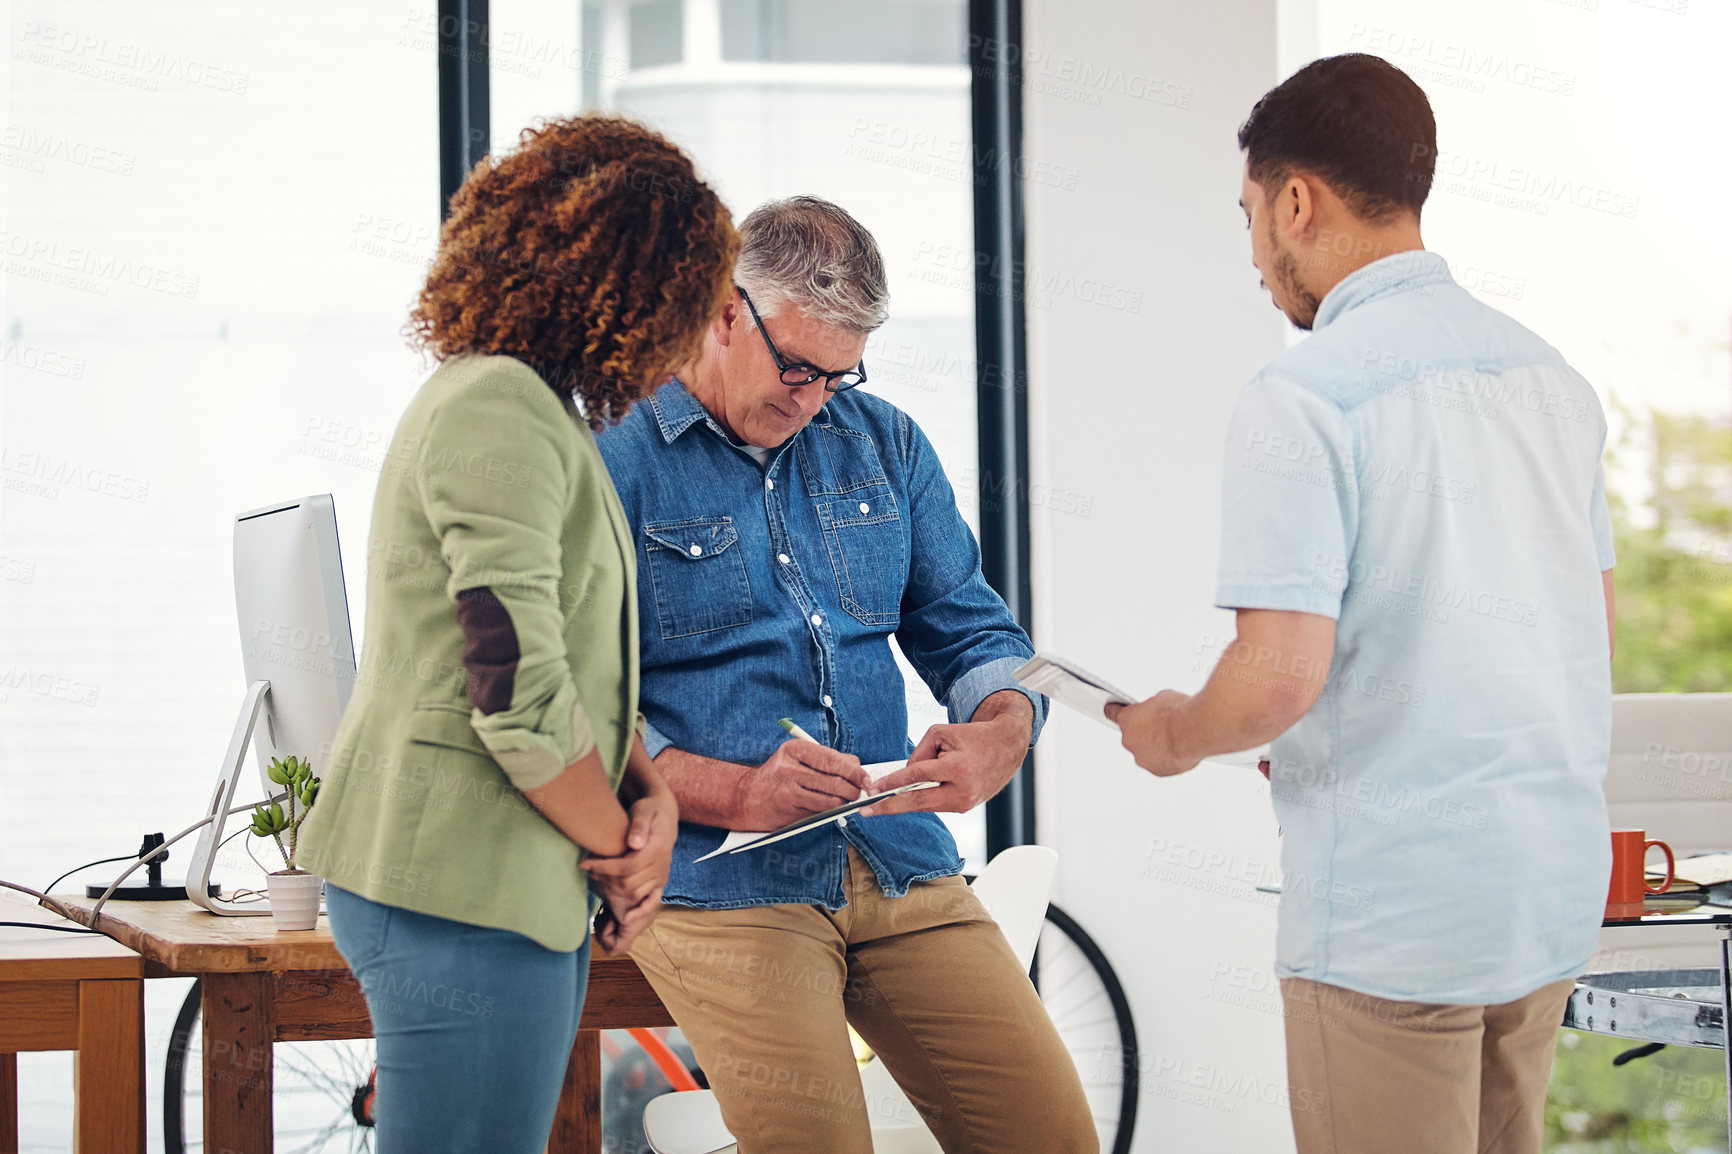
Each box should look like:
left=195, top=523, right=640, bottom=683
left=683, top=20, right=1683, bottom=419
left=1547, top=402, right=1732, bottom=1152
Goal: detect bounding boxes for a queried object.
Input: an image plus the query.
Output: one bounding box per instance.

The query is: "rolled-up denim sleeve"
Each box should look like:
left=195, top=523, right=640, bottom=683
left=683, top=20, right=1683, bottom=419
left=893, top=411, right=1046, bottom=746
left=418, top=371, right=594, bottom=792
left=945, top=655, right=1046, bottom=741
left=642, top=716, right=676, bottom=760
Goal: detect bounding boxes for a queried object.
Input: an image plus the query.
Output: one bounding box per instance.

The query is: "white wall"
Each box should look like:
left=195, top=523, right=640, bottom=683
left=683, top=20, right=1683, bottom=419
left=1022, top=2, right=1295, bottom=1150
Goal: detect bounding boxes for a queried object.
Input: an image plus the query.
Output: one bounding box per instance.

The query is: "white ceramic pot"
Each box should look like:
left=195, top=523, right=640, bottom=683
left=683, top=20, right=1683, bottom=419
left=268, top=872, right=324, bottom=931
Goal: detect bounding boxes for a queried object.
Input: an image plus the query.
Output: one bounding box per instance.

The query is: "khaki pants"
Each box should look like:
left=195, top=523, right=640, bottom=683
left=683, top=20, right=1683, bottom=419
left=630, top=847, right=1098, bottom=1154
left=1281, top=976, right=1575, bottom=1154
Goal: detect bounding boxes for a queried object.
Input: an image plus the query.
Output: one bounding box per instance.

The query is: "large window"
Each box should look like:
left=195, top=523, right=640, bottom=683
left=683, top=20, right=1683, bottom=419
left=2, top=1, right=987, bottom=1144
left=1303, top=0, right=1732, bottom=696
left=718, top=0, right=968, bottom=64
left=0, top=2, right=437, bottom=1146
left=498, top=0, right=988, bottom=862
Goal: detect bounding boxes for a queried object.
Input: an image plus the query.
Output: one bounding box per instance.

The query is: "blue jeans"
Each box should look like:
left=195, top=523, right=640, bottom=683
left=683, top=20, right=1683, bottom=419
left=325, top=885, right=591, bottom=1153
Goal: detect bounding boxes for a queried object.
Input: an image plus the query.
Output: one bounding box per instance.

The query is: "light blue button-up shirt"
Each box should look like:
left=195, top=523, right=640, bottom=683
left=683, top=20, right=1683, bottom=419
left=1217, top=251, right=1615, bottom=1004
left=595, top=381, right=1044, bottom=909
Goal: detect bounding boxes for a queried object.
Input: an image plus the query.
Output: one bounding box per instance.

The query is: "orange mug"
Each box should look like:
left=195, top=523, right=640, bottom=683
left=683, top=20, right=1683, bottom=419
left=1608, top=828, right=1675, bottom=905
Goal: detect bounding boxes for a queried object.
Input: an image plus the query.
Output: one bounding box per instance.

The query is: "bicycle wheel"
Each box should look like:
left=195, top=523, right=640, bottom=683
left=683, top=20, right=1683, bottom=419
left=165, top=978, right=378, bottom=1154
left=1038, top=903, right=1139, bottom=1154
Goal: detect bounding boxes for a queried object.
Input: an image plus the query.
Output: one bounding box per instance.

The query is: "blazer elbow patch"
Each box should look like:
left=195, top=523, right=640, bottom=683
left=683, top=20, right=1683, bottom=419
left=454, top=587, right=520, bottom=714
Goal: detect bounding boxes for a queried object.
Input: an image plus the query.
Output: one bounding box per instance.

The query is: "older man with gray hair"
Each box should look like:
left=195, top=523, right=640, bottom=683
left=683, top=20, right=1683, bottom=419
left=593, top=196, right=1096, bottom=1153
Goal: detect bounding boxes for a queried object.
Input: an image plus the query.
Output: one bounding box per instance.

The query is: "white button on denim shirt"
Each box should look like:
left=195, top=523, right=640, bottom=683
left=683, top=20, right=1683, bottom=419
left=595, top=380, right=1046, bottom=910
left=1217, top=251, right=1615, bottom=1004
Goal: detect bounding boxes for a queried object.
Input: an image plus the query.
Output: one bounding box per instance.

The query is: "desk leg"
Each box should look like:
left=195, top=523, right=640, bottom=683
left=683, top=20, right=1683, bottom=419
left=73, top=979, right=143, bottom=1154
left=203, top=972, right=274, bottom=1154
left=1721, top=930, right=1731, bottom=1154
left=549, top=1029, right=604, bottom=1154
left=1, top=1051, right=16, bottom=1154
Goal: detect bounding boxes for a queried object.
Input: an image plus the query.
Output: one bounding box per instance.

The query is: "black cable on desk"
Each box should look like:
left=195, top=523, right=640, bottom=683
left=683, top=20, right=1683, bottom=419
left=42, top=854, right=136, bottom=898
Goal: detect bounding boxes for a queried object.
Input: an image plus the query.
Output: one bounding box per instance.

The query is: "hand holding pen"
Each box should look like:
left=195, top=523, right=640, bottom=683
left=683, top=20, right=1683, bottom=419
left=734, top=718, right=869, bottom=829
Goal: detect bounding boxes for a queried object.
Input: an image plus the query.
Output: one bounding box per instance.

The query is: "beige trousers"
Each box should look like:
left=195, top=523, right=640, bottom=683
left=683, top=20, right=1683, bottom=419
left=1281, top=976, right=1575, bottom=1154
left=630, top=847, right=1098, bottom=1154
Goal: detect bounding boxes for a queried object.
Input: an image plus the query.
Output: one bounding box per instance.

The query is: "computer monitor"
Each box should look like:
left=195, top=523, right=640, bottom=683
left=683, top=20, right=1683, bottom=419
left=185, top=494, right=357, bottom=916
left=233, top=495, right=358, bottom=791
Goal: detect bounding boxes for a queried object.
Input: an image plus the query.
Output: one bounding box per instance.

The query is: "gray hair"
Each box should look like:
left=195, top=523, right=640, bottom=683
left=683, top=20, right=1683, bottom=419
left=734, top=196, right=890, bottom=334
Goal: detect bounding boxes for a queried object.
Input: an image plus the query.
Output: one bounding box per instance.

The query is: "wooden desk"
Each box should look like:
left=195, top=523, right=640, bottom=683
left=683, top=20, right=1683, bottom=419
left=0, top=890, right=145, bottom=1154
left=53, top=895, right=672, bottom=1154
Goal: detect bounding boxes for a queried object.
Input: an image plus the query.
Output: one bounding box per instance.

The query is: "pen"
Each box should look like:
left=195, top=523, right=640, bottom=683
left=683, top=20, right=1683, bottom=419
left=777, top=717, right=821, bottom=745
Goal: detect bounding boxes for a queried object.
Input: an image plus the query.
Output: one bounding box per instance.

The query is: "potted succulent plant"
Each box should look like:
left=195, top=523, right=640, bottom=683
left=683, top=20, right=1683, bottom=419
left=249, top=755, right=323, bottom=930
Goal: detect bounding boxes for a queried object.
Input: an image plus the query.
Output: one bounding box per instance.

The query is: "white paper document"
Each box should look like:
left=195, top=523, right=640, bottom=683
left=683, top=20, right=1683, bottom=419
left=694, top=760, right=937, bottom=862
left=1673, top=852, right=1732, bottom=888
left=1015, top=653, right=1270, bottom=772
left=1014, top=653, right=1133, bottom=727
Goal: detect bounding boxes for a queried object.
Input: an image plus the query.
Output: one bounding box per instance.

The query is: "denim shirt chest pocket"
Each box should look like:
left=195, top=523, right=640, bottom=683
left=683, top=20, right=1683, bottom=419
left=800, top=424, right=906, bottom=628
left=643, top=516, right=752, bottom=639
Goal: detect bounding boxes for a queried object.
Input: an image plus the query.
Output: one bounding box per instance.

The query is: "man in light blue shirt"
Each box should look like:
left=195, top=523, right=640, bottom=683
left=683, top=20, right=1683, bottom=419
left=1111, top=55, right=1614, bottom=1154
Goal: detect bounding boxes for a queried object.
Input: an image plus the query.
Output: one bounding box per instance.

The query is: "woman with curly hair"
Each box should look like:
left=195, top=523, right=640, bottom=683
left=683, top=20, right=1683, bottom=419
left=298, top=115, right=737, bottom=1153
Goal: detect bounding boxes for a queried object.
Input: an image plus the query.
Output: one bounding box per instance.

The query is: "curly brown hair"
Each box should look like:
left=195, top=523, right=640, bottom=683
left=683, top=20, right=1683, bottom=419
left=409, top=115, right=738, bottom=429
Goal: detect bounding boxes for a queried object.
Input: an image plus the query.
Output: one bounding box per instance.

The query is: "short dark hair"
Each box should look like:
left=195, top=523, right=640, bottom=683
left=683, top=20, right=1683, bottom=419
left=1237, top=53, right=1436, bottom=222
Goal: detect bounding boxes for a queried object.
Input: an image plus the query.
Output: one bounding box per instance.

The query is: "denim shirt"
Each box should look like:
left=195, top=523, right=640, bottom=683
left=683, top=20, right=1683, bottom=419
left=594, top=381, right=1045, bottom=909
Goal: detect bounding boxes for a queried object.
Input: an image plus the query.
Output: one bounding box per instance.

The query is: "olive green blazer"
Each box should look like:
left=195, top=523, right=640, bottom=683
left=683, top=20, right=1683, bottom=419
left=299, top=355, right=638, bottom=952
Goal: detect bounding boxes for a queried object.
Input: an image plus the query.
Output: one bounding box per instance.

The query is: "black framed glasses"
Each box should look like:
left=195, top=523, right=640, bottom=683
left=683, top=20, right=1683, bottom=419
left=737, top=286, right=867, bottom=393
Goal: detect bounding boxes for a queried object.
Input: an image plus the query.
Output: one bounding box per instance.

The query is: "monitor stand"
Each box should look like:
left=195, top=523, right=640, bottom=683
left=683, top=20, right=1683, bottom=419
left=84, top=832, right=217, bottom=901
left=185, top=680, right=278, bottom=917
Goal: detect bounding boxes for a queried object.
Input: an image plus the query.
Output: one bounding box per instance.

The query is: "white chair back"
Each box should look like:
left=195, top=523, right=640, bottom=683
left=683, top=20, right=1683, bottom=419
left=968, top=845, right=1060, bottom=971
left=1604, top=692, right=1732, bottom=851
left=641, top=1089, right=736, bottom=1154
left=1596, top=692, right=1732, bottom=973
